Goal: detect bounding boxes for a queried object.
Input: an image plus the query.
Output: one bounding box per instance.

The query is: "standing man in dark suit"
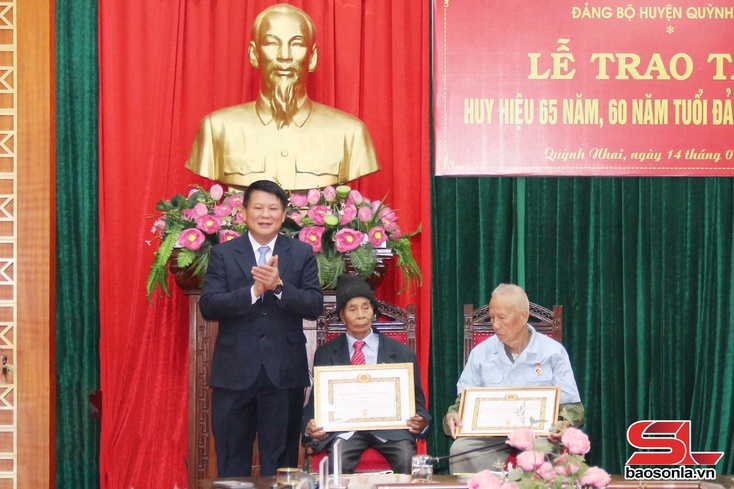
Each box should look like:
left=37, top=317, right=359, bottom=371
left=200, top=179, right=323, bottom=477
left=302, top=274, right=431, bottom=474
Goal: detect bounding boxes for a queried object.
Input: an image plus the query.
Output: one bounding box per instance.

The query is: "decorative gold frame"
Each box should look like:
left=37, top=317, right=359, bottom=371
left=314, top=363, right=415, bottom=432
left=456, top=387, right=560, bottom=437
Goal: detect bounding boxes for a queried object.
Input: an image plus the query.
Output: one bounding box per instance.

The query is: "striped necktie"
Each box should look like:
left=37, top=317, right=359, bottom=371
left=351, top=341, right=366, bottom=365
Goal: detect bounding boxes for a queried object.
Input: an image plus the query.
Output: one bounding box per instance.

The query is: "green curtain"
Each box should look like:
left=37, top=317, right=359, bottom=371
left=55, top=0, right=100, bottom=486
left=429, top=176, right=734, bottom=475
left=428, top=177, right=517, bottom=468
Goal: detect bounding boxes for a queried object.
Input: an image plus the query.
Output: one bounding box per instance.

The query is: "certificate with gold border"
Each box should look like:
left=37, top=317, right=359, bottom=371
left=455, top=387, right=560, bottom=437
left=314, top=363, right=415, bottom=432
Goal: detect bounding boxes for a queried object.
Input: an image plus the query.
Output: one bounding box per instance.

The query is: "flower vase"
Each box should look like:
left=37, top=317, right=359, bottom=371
left=344, top=255, right=388, bottom=290
left=168, top=247, right=395, bottom=295
left=169, top=249, right=203, bottom=294
left=329, top=247, right=394, bottom=292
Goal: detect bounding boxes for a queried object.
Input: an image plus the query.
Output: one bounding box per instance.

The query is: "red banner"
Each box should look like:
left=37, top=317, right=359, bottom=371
left=434, top=1, right=734, bottom=176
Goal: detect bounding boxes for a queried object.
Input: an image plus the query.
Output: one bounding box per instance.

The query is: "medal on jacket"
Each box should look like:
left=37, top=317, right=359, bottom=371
left=534, top=362, right=542, bottom=375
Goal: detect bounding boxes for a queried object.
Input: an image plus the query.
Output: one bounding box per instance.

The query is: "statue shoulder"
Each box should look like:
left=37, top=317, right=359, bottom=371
left=310, top=102, right=368, bottom=129
left=202, top=102, right=257, bottom=123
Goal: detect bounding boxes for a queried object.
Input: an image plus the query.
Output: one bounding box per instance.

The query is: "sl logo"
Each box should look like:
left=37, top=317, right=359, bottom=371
left=626, top=420, right=723, bottom=466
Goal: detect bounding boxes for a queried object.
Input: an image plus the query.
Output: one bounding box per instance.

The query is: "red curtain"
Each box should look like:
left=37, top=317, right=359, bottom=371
left=98, top=1, right=431, bottom=486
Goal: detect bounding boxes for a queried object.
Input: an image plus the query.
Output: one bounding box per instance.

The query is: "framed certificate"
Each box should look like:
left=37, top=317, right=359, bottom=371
left=456, top=387, right=560, bottom=437
left=314, top=363, right=415, bottom=432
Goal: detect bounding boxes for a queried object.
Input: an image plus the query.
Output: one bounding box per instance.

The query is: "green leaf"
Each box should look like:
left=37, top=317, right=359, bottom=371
left=176, top=248, right=196, bottom=268
left=534, top=438, right=555, bottom=453
left=170, top=193, right=187, bottom=209
left=190, top=252, right=210, bottom=276
left=507, top=468, right=526, bottom=484
left=146, top=224, right=183, bottom=302
left=317, top=253, right=345, bottom=289
left=146, top=266, right=170, bottom=303
left=388, top=234, right=423, bottom=295
left=348, top=244, right=377, bottom=279
left=186, top=189, right=204, bottom=207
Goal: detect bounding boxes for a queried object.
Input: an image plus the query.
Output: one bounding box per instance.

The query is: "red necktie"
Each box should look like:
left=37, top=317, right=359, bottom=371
left=351, top=341, right=366, bottom=365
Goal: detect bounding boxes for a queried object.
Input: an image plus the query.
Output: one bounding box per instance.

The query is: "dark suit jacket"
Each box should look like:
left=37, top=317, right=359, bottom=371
left=302, top=330, right=432, bottom=451
left=200, top=232, right=323, bottom=390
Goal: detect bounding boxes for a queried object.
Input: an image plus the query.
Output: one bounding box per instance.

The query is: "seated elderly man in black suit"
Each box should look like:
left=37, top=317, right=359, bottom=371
left=302, top=274, right=431, bottom=474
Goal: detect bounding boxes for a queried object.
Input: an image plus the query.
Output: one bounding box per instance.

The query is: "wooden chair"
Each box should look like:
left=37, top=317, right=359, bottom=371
left=462, top=301, right=563, bottom=470
left=317, top=300, right=416, bottom=349
left=309, top=300, right=417, bottom=472
left=463, top=302, right=563, bottom=365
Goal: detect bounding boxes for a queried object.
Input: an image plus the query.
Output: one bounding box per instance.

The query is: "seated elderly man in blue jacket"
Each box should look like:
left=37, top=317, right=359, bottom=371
left=443, top=283, right=585, bottom=474
left=302, top=274, right=431, bottom=474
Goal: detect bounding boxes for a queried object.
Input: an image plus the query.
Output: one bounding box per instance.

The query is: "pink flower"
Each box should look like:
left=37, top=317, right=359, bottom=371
left=196, top=214, right=222, bottom=234
left=371, top=200, right=382, bottom=213
left=537, top=461, right=556, bottom=481
left=561, top=427, right=591, bottom=455
left=307, top=188, right=321, bottom=205
left=348, top=189, right=363, bottom=205
left=188, top=188, right=198, bottom=197
left=368, top=226, right=388, bottom=246
left=288, top=211, right=304, bottom=226
left=339, top=204, right=357, bottom=225
left=506, top=429, right=536, bottom=451
left=579, top=467, right=611, bottom=488
left=379, top=206, right=396, bottom=221
left=219, top=229, right=240, bottom=242
left=213, top=203, right=231, bottom=216
left=182, top=208, right=197, bottom=220
left=178, top=228, right=205, bottom=250
left=323, top=186, right=337, bottom=202
left=334, top=228, right=364, bottom=253
left=516, top=451, right=546, bottom=472
left=382, top=217, right=399, bottom=233
left=152, top=217, right=166, bottom=235
left=307, top=204, right=332, bottom=225
left=227, top=194, right=244, bottom=209
left=554, top=451, right=580, bottom=476
left=468, top=470, right=503, bottom=489
left=209, top=184, right=224, bottom=201
left=298, top=226, right=325, bottom=253
left=193, top=202, right=209, bottom=217
left=357, top=206, right=373, bottom=222
left=290, top=193, right=308, bottom=207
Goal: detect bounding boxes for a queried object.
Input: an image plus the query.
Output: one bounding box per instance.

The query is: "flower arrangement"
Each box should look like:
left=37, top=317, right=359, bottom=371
left=281, top=184, right=421, bottom=291
left=146, top=184, right=247, bottom=301
left=468, top=427, right=611, bottom=489
left=146, top=182, right=421, bottom=301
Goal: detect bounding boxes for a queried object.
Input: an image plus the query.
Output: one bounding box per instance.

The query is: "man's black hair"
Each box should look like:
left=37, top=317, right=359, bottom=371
left=244, top=180, right=289, bottom=209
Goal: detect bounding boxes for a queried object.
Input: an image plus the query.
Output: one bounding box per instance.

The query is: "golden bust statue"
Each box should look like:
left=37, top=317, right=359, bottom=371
left=185, top=4, right=380, bottom=190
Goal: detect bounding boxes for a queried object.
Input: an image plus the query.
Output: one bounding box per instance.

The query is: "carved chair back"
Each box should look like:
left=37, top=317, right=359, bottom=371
left=463, top=302, right=563, bottom=365
left=312, top=300, right=417, bottom=472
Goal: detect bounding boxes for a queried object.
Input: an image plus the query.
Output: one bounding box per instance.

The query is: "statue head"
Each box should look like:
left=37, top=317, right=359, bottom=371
left=185, top=4, right=380, bottom=190
left=249, top=4, right=319, bottom=127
